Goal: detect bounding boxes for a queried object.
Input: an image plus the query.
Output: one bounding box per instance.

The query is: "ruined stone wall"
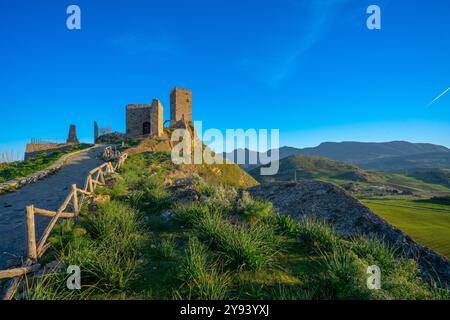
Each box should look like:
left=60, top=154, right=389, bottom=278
left=150, top=99, right=164, bottom=137
left=170, top=87, right=192, bottom=125
left=94, top=121, right=99, bottom=143
left=24, top=143, right=74, bottom=161
left=126, top=104, right=152, bottom=137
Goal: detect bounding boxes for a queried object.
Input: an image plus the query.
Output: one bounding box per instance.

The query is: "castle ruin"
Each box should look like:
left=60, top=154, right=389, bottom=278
left=125, top=87, right=192, bottom=138
left=24, top=125, right=80, bottom=160
left=67, top=124, right=79, bottom=144
left=170, top=87, right=192, bottom=125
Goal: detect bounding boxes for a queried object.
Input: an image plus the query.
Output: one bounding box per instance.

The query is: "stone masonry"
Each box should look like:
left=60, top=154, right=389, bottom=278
left=94, top=121, right=99, bottom=143
left=67, top=124, right=79, bottom=144
left=125, top=87, right=192, bottom=138
left=25, top=125, right=80, bottom=160
left=126, top=104, right=153, bottom=137
left=170, top=87, right=192, bottom=125
left=151, top=99, right=164, bottom=137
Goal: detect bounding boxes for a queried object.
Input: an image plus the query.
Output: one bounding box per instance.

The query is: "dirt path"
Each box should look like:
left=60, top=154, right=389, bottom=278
left=0, top=146, right=105, bottom=269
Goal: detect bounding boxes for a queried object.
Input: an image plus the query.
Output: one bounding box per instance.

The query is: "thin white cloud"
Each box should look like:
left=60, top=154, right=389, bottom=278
left=426, top=87, right=450, bottom=108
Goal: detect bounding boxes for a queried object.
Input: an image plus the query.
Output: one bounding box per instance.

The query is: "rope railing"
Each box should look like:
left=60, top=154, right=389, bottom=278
left=0, top=151, right=128, bottom=300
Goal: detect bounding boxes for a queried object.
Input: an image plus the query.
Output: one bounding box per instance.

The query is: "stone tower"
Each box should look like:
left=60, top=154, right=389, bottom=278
left=67, top=124, right=79, bottom=144
left=170, top=87, right=192, bottom=126
left=94, top=121, right=99, bottom=143
left=126, top=104, right=152, bottom=137
left=150, top=99, right=164, bottom=137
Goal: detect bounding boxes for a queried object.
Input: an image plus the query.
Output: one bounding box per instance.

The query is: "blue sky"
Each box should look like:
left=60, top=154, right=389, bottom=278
left=0, top=0, right=449, bottom=158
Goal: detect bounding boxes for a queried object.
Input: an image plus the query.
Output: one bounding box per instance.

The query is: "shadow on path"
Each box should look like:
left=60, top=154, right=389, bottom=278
left=0, top=146, right=104, bottom=269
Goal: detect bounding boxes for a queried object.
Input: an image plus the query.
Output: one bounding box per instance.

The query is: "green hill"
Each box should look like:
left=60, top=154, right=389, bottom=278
left=249, top=155, right=450, bottom=199
left=249, top=155, right=381, bottom=184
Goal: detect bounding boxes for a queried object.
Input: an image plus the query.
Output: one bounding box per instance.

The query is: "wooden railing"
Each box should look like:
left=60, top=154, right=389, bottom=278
left=0, top=151, right=128, bottom=300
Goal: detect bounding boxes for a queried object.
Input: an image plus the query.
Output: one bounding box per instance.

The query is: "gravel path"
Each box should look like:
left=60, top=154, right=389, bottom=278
left=0, top=146, right=104, bottom=269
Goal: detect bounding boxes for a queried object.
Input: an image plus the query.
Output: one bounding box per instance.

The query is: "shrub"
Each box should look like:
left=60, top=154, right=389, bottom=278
left=98, top=176, right=128, bottom=199
left=276, top=215, right=299, bottom=236
left=297, top=218, right=339, bottom=253
left=48, top=220, right=87, bottom=250
left=121, top=169, right=145, bottom=190
left=201, top=185, right=238, bottom=213
left=236, top=194, right=274, bottom=221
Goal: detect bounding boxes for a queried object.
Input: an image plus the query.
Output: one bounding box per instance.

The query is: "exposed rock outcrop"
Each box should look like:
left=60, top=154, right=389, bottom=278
left=249, top=181, right=450, bottom=288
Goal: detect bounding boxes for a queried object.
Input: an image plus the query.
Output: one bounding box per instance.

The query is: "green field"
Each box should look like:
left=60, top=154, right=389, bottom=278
left=362, top=200, right=450, bottom=258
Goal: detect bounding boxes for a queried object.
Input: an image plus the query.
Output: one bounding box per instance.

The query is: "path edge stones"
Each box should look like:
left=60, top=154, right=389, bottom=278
left=0, top=145, right=98, bottom=195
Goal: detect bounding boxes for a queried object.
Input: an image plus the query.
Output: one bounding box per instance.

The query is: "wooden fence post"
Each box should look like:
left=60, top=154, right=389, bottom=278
left=99, top=170, right=105, bottom=184
left=88, top=176, right=94, bottom=192
left=72, top=184, right=79, bottom=213
left=25, top=205, right=37, bottom=260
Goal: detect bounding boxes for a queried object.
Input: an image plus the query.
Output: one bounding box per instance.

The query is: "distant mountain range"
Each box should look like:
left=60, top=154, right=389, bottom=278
left=224, top=141, right=450, bottom=173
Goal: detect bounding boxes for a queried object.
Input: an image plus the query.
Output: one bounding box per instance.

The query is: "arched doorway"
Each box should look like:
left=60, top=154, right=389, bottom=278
left=143, top=122, right=151, bottom=135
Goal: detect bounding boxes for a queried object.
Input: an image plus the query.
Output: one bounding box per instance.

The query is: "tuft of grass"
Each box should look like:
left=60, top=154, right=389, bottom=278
left=35, top=201, right=144, bottom=299
left=237, top=196, right=274, bottom=221
left=179, top=238, right=230, bottom=300
left=276, top=215, right=299, bottom=237
left=297, top=217, right=339, bottom=253
left=154, top=236, right=177, bottom=260
left=174, top=202, right=210, bottom=227
left=191, top=205, right=278, bottom=271
left=137, top=186, right=173, bottom=213
left=349, top=236, right=398, bottom=272
left=23, top=270, right=97, bottom=300
left=96, top=175, right=128, bottom=199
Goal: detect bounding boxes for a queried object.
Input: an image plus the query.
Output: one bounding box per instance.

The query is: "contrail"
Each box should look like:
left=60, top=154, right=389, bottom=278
left=426, top=87, right=450, bottom=108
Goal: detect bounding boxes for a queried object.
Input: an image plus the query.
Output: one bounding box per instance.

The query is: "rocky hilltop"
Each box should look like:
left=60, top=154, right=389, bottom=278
left=249, top=181, right=450, bottom=287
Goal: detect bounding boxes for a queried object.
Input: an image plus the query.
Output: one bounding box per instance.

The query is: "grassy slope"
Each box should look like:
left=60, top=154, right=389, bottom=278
left=362, top=200, right=450, bottom=258
left=22, top=152, right=448, bottom=300
left=0, top=144, right=91, bottom=183
left=249, top=155, right=450, bottom=198
left=125, top=136, right=259, bottom=189
left=250, top=155, right=381, bottom=183
left=383, top=173, right=450, bottom=196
